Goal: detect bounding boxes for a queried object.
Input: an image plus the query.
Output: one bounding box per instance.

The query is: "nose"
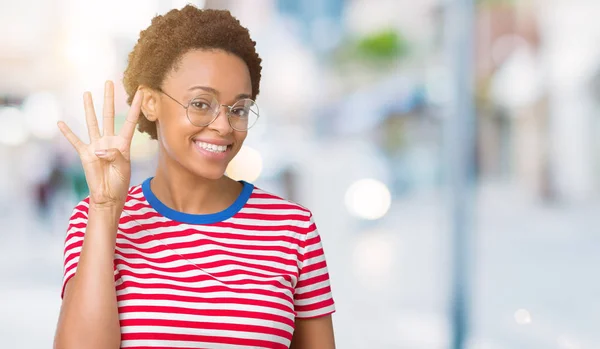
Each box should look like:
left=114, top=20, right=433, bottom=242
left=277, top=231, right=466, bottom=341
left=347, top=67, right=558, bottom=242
left=208, top=105, right=233, bottom=135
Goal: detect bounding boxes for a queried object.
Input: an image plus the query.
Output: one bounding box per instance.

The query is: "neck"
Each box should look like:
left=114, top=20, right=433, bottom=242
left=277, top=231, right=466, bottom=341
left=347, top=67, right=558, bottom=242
left=150, top=150, right=242, bottom=215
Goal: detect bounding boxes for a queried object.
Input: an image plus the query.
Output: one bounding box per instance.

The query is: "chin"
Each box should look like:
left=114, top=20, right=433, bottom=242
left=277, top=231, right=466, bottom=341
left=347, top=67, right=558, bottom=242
left=180, top=142, right=238, bottom=181
left=194, top=169, right=225, bottom=181
left=191, top=164, right=228, bottom=181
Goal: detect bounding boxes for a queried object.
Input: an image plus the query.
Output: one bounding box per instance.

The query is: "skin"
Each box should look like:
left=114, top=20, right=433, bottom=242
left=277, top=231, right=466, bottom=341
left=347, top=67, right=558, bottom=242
left=54, top=85, right=143, bottom=349
left=290, top=315, right=336, bottom=349
left=139, top=49, right=250, bottom=215
left=54, top=49, right=335, bottom=348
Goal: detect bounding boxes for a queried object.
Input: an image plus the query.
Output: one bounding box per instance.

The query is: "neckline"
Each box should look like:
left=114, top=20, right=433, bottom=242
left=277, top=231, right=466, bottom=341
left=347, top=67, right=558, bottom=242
left=141, top=177, right=254, bottom=224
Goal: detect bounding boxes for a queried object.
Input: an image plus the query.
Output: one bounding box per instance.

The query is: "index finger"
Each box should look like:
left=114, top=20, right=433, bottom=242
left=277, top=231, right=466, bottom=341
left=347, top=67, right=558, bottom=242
left=57, top=121, right=84, bottom=153
left=119, top=90, right=143, bottom=142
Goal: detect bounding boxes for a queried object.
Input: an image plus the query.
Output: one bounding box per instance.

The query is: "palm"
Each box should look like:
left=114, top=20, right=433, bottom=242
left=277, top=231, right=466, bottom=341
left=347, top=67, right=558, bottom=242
left=79, top=136, right=130, bottom=204
left=58, top=81, right=143, bottom=207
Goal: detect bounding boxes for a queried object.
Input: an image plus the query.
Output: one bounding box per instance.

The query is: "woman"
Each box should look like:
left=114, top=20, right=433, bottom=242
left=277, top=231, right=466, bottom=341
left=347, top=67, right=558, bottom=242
left=54, top=6, right=335, bottom=349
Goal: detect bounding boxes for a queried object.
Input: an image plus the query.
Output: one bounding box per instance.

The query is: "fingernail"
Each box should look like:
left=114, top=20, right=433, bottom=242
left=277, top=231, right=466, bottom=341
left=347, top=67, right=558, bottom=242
left=95, top=150, right=107, bottom=157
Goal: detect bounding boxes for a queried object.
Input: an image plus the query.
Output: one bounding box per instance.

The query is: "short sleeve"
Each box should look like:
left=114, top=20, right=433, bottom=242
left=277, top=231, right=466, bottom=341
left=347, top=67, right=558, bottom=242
left=294, top=213, right=336, bottom=319
left=61, top=198, right=90, bottom=299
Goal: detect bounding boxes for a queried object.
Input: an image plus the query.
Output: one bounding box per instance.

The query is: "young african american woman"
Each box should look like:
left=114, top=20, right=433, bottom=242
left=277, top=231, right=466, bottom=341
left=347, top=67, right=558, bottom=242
left=54, top=6, right=335, bottom=349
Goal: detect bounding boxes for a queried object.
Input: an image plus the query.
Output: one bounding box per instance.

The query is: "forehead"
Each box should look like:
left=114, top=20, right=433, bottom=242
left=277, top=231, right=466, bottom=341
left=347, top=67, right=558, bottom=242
left=164, top=49, right=252, bottom=97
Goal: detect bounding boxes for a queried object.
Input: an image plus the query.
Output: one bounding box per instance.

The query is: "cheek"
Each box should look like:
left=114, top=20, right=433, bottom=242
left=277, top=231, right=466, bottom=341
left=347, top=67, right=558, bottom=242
left=232, top=132, right=248, bottom=151
left=157, top=110, right=195, bottom=150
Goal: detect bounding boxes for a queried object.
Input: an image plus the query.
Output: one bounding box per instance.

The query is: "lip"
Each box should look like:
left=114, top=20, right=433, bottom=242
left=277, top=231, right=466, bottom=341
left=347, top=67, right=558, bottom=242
left=192, top=140, right=231, bottom=161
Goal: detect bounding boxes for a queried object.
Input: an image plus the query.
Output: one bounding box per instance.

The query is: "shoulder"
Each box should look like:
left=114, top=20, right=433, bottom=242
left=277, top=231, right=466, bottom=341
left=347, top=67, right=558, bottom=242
left=246, top=184, right=315, bottom=229
left=249, top=184, right=313, bottom=215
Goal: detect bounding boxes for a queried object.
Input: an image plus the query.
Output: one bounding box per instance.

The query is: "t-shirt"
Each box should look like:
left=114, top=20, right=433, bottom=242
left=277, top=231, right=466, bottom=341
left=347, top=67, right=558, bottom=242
left=62, top=177, right=335, bottom=349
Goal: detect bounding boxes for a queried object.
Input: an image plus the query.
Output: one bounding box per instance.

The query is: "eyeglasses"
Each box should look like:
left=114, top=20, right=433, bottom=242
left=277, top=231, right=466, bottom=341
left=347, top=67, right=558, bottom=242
left=158, top=89, right=259, bottom=131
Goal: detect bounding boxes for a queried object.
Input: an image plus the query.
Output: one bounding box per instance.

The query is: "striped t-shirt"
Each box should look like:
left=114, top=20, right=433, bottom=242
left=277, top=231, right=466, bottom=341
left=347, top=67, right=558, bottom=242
left=62, top=177, right=335, bottom=349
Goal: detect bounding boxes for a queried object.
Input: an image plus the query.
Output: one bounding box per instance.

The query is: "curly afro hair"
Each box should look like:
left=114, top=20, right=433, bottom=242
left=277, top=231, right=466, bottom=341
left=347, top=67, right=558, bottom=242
left=123, top=6, right=262, bottom=139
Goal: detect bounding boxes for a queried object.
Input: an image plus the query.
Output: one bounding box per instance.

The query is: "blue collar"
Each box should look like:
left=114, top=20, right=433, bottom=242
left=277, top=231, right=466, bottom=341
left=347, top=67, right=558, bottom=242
left=141, top=177, right=254, bottom=224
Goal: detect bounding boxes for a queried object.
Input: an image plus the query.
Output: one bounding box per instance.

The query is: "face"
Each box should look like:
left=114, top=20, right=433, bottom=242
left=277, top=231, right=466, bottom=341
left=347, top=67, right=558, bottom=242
left=146, top=49, right=253, bottom=180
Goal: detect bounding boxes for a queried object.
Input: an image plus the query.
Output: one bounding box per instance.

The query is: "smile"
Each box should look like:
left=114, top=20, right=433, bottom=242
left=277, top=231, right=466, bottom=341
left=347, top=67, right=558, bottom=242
left=194, top=141, right=229, bottom=153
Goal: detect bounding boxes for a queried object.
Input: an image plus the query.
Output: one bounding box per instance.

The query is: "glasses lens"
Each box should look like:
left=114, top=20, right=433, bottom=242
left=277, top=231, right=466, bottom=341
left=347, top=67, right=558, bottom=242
left=229, top=99, right=259, bottom=131
left=187, top=94, right=219, bottom=126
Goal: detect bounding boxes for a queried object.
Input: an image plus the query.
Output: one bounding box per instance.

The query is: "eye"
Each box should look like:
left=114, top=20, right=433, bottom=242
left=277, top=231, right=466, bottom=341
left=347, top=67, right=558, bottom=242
left=231, top=107, right=249, bottom=117
left=190, top=101, right=211, bottom=111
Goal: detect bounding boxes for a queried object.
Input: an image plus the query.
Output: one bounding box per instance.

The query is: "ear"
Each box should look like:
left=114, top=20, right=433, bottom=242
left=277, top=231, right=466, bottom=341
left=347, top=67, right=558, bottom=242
left=139, top=86, right=158, bottom=122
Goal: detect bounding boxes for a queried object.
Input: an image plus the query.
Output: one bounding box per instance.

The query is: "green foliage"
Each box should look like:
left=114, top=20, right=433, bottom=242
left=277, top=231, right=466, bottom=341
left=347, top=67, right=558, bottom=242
left=355, top=29, right=408, bottom=61
left=332, top=28, right=409, bottom=69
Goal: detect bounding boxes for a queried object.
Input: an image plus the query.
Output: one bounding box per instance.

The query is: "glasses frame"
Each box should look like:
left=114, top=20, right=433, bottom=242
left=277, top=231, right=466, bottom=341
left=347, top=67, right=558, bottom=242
left=158, top=89, right=259, bottom=131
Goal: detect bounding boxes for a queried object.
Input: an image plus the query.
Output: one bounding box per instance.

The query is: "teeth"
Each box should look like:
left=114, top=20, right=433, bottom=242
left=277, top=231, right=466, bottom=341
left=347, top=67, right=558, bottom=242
left=195, top=141, right=228, bottom=153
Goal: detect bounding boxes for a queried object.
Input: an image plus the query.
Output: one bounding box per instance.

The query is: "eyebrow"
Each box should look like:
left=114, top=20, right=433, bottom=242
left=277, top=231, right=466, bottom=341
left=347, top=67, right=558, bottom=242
left=189, top=85, right=252, bottom=100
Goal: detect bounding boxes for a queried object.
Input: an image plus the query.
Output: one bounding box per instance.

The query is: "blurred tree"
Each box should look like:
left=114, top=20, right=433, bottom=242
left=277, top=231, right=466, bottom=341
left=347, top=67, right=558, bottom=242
left=334, top=28, right=409, bottom=67
left=355, top=29, right=408, bottom=61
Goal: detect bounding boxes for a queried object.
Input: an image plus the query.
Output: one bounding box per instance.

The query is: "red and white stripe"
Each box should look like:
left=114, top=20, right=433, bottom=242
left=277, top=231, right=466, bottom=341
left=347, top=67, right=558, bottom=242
left=62, top=183, right=335, bottom=348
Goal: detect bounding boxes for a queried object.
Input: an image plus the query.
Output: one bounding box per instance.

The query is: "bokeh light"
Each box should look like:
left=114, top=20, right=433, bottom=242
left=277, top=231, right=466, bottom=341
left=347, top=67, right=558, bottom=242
left=557, top=335, right=581, bottom=349
left=226, top=145, right=263, bottom=182
left=353, top=229, right=397, bottom=288
left=22, top=92, right=61, bottom=140
left=0, top=107, right=29, bottom=146
left=514, top=308, right=532, bottom=325
left=345, top=178, right=391, bottom=220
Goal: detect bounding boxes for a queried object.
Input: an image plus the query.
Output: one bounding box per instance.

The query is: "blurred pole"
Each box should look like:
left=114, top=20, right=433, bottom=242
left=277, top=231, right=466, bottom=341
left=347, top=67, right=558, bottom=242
left=443, top=0, right=476, bottom=349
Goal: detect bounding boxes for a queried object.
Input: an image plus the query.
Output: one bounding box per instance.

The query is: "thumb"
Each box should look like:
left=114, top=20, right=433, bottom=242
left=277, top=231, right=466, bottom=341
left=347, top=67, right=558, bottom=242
left=95, top=148, right=126, bottom=165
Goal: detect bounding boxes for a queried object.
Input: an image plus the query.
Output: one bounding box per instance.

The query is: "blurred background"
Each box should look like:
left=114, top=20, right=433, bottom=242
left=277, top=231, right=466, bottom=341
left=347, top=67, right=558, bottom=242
left=1, top=0, right=599, bottom=348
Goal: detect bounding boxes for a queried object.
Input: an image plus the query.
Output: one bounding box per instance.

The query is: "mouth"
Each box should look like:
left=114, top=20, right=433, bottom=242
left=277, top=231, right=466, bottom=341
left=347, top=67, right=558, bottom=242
left=193, top=140, right=231, bottom=153
left=192, top=140, right=233, bottom=160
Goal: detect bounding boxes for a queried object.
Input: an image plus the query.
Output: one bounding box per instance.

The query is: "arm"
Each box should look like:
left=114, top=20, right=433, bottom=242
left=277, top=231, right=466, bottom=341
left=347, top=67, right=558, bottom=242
left=53, top=205, right=122, bottom=349
left=289, top=315, right=336, bottom=349
left=53, top=82, right=143, bottom=349
left=291, top=212, right=336, bottom=348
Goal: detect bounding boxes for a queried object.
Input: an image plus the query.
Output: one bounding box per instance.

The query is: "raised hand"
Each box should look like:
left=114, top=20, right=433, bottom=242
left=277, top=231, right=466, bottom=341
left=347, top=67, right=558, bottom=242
left=58, top=81, right=143, bottom=208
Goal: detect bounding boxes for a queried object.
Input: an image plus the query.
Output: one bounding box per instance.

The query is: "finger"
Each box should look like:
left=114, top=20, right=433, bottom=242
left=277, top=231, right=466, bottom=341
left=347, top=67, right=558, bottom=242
left=57, top=121, right=84, bottom=153
left=84, top=92, right=101, bottom=141
left=103, top=80, right=115, bottom=136
left=119, top=90, right=143, bottom=142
